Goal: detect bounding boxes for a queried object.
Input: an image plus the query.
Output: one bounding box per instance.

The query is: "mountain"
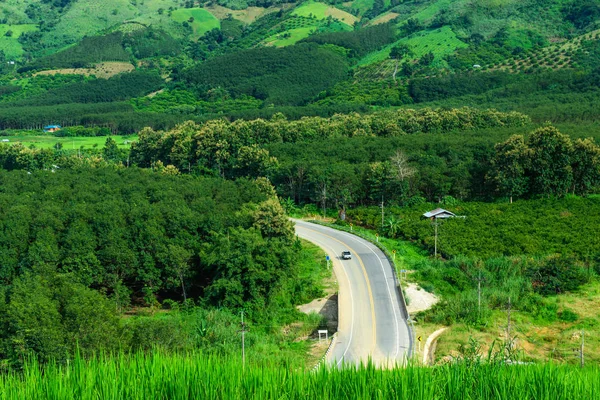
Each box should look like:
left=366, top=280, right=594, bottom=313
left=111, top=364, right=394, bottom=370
left=0, top=0, right=599, bottom=131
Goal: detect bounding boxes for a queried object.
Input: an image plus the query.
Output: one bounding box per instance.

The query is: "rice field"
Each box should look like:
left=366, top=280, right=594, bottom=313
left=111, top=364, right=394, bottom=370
left=2, top=135, right=137, bottom=149
left=0, top=352, right=598, bottom=399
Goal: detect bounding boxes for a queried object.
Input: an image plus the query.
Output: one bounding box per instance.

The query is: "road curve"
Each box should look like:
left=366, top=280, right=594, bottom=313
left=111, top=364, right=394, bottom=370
left=294, top=219, right=412, bottom=367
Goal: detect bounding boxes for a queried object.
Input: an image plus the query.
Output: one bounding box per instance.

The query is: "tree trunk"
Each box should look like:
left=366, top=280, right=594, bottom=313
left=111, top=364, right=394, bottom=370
left=392, top=59, right=399, bottom=83
left=510, top=196, right=513, bottom=204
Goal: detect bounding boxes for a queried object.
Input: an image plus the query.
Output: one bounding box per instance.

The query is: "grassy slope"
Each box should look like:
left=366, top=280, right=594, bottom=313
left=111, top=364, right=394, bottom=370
left=0, top=24, right=38, bottom=59
left=357, top=26, right=467, bottom=67
left=435, top=279, right=600, bottom=364
left=170, top=8, right=221, bottom=39
left=292, top=1, right=357, bottom=27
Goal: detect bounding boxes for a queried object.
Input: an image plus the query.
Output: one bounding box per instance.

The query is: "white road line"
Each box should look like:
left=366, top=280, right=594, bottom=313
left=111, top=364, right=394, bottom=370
left=322, top=228, right=402, bottom=360
left=296, top=226, right=355, bottom=367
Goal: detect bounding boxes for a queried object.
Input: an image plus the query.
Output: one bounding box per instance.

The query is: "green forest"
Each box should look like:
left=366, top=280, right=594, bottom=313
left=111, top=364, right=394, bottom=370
left=2, top=0, right=600, bottom=397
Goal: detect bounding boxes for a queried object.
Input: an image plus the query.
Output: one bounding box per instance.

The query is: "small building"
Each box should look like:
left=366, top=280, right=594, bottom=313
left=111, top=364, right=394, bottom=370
left=43, top=125, right=62, bottom=133
left=1, top=139, right=9, bottom=142
left=422, top=208, right=456, bottom=220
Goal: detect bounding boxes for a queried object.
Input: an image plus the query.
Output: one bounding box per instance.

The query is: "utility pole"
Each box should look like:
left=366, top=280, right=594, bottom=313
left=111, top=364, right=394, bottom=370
left=580, top=329, right=585, bottom=368
left=474, top=268, right=484, bottom=317
left=506, top=297, right=512, bottom=353
left=380, top=196, right=384, bottom=228
left=240, top=311, right=247, bottom=370
left=433, top=217, right=438, bottom=258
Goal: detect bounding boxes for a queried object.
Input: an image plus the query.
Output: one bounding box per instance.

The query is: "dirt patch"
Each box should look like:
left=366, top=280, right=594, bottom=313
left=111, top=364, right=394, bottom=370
left=206, top=5, right=281, bottom=24
left=298, top=294, right=338, bottom=332
left=406, top=283, right=439, bottom=314
left=34, top=62, right=134, bottom=79
left=368, top=12, right=399, bottom=26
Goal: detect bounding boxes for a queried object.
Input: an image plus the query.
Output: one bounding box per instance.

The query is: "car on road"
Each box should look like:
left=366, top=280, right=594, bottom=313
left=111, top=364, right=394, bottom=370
left=341, top=250, right=352, bottom=260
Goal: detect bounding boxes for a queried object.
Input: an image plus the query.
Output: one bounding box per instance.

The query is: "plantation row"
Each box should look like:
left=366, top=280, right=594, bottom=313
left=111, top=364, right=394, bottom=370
left=347, top=197, right=600, bottom=260
left=130, top=107, right=529, bottom=169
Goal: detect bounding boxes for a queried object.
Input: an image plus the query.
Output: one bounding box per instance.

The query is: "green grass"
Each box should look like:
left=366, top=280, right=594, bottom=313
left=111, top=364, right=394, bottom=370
left=0, top=351, right=598, bottom=399
left=170, top=8, right=220, bottom=39
left=291, top=1, right=356, bottom=27
left=0, top=24, right=38, bottom=59
left=358, top=26, right=468, bottom=67
left=264, top=27, right=316, bottom=47
left=3, top=135, right=137, bottom=149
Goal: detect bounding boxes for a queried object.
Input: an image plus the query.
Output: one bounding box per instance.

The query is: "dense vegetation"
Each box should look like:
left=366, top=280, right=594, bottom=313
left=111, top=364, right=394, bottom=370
left=302, top=23, right=397, bottom=57
left=0, top=168, right=328, bottom=365
left=181, top=43, right=349, bottom=106
left=8, top=70, right=164, bottom=106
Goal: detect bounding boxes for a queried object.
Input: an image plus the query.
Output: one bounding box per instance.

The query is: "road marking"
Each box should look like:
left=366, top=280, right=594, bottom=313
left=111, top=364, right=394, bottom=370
left=295, top=226, right=356, bottom=367
left=297, top=224, right=378, bottom=352
left=330, top=229, right=403, bottom=360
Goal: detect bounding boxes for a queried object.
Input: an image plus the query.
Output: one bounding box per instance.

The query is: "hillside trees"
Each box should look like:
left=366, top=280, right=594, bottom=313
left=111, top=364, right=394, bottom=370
left=180, top=43, right=349, bottom=106
left=489, top=126, right=600, bottom=198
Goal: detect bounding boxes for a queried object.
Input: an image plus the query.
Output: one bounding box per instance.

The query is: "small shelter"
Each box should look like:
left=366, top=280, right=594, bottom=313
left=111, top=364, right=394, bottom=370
left=422, top=208, right=456, bottom=220
left=43, top=125, right=62, bottom=133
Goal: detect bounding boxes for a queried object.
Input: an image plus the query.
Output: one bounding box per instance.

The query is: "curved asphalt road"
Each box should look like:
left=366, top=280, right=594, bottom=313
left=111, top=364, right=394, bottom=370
left=294, top=219, right=412, bottom=367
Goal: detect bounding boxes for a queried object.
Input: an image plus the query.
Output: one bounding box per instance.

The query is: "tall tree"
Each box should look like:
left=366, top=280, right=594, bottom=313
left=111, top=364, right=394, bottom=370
left=489, top=135, right=530, bottom=203
left=571, top=137, right=600, bottom=195
left=527, top=126, right=573, bottom=197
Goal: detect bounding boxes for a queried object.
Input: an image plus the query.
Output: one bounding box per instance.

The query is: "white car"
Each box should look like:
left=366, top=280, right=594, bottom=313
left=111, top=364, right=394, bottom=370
left=341, top=251, right=352, bottom=260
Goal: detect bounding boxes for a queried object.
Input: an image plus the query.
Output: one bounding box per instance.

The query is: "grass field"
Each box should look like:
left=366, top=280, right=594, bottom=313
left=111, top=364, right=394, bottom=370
left=1, top=342, right=599, bottom=398
left=292, top=1, right=357, bottom=26
left=34, top=62, right=135, bottom=79
left=433, top=278, right=600, bottom=365
left=206, top=5, right=278, bottom=24
left=368, top=12, right=399, bottom=26
left=171, top=8, right=220, bottom=39
left=263, top=26, right=316, bottom=47
left=0, top=24, right=38, bottom=59
left=3, top=135, right=137, bottom=149
left=357, top=26, right=468, bottom=69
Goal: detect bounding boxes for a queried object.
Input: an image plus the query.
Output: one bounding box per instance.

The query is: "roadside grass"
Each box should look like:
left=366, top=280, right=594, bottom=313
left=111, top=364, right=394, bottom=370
left=170, top=8, right=220, bottom=39
left=296, top=207, right=600, bottom=366
left=434, top=280, right=600, bottom=365
left=2, top=134, right=138, bottom=149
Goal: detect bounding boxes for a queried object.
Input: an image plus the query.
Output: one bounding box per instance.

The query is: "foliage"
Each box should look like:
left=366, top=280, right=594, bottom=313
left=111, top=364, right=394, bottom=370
left=129, top=108, right=528, bottom=182
left=489, top=126, right=600, bottom=199
left=302, top=23, right=396, bottom=57
left=181, top=43, right=349, bottom=106
left=8, top=71, right=164, bottom=106
left=24, top=32, right=129, bottom=71
left=346, top=197, right=600, bottom=260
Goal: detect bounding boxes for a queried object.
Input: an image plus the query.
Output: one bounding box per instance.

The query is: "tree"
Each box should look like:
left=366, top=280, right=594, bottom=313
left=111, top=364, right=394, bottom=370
left=571, top=138, right=600, bottom=195
left=103, top=137, right=119, bottom=162
left=253, top=198, right=294, bottom=241
left=389, top=44, right=414, bottom=82
left=489, top=135, right=530, bottom=203
left=527, top=126, right=573, bottom=197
